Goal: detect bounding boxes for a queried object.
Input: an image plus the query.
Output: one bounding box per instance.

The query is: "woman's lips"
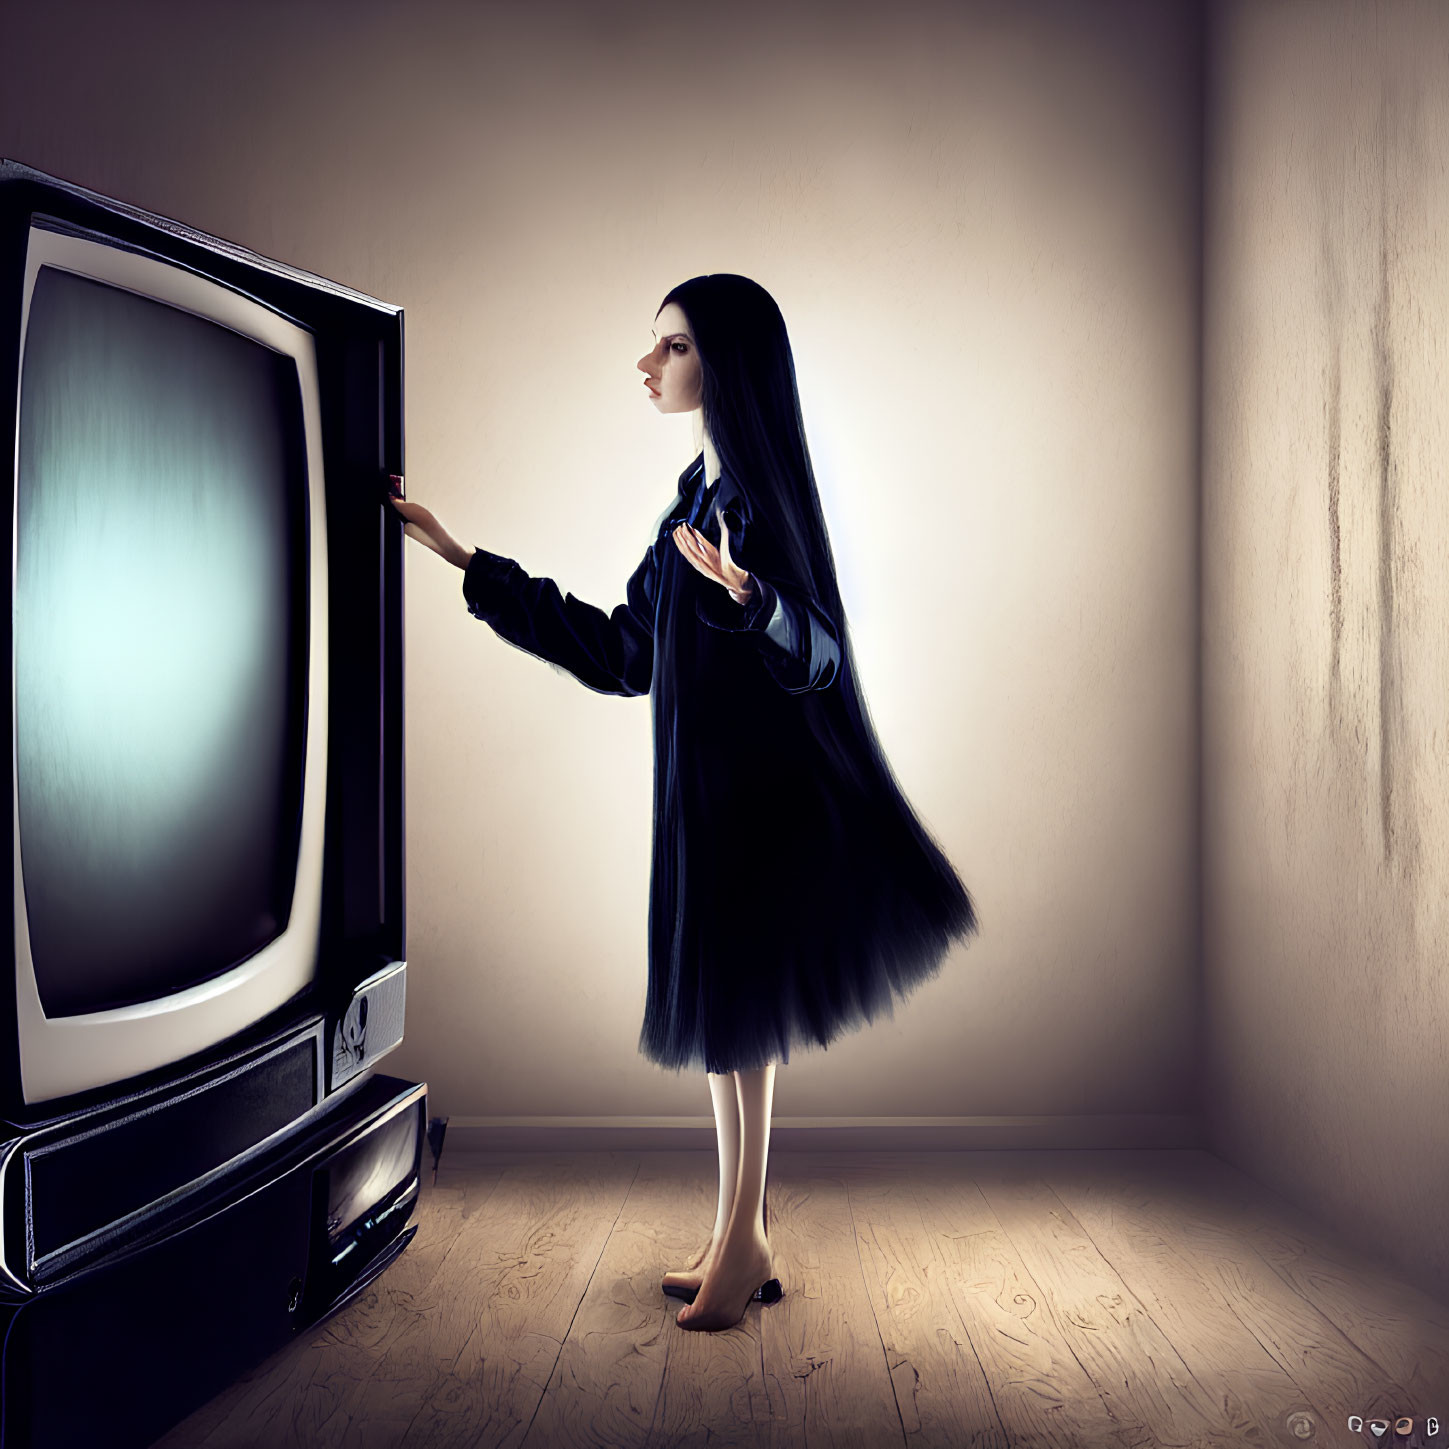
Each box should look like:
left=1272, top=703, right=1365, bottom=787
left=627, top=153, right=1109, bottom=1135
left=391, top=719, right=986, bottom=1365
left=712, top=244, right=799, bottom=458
left=645, top=380, right=660, bottom=395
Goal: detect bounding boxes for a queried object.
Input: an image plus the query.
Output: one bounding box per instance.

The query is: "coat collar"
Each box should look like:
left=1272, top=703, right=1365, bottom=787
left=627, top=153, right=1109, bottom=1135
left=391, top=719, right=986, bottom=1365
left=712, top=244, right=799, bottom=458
left=679, top=451, right=705, bottom=489
left=667, top=452, right=749, bottom=536
left=684, top=452, right=747, bottom=517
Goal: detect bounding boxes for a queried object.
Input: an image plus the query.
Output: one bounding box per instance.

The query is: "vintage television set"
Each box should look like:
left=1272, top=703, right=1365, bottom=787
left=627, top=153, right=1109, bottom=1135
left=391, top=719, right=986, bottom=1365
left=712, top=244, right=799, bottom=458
left=0, top=159, right=424, bottom=1449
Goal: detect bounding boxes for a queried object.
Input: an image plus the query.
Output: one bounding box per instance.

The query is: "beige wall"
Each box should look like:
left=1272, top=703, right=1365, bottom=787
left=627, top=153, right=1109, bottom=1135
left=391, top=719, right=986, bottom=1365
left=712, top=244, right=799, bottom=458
left=1, top=1, right=1203, bottom=1129
left=1203, top=0, right=1449, bottom=1303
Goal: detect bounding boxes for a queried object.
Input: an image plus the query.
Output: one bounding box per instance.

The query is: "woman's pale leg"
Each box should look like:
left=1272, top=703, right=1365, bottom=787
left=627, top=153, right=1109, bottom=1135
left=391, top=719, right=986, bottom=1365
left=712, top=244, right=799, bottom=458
left=660, top=1070, right=740, bottom=1293
left=676, top=1061, right=779, bottom=1330
left=708, top=1068, right=744, bottom=1245
left=727, top=1063, right=776, bottom=1244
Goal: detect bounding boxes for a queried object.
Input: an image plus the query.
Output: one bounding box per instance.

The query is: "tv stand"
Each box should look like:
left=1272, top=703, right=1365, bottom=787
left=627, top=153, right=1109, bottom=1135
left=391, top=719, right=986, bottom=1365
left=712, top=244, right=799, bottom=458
left=0, top=1012, right=426, bottom=1449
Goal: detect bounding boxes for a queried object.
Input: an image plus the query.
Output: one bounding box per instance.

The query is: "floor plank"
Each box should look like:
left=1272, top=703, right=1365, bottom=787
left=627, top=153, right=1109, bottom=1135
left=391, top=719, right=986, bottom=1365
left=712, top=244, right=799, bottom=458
left=750, top=1163, right=908, bottom=1449
left=1037, top=1155, right=1332, bottom=1443
left=911, top=1157, right=1157, bottom=1448
left=844, top=1162, right=1009, bottom=1446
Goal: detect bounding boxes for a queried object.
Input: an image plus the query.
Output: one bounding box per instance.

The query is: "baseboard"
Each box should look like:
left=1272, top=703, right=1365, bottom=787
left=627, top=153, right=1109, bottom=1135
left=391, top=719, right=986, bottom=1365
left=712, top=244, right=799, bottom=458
left=432, top=1115, right=1202, bottom=1154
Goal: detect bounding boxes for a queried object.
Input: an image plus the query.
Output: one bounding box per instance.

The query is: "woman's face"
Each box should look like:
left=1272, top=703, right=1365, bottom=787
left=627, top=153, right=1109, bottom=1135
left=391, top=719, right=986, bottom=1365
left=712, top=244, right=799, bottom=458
left=637, top=302, right=702, bottom=413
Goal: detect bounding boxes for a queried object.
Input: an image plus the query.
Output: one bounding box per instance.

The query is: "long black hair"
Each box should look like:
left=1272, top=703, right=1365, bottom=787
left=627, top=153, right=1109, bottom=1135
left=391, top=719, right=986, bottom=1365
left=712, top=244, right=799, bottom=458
left=661, top=278, right=921, bottom=807
left=659, top=273, right=980, bottom=983
left=659, top=274, right=843, bottom=629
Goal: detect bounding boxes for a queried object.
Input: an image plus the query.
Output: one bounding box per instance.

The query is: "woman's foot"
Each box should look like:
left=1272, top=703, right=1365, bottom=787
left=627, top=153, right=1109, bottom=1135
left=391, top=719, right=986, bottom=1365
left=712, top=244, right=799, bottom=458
left=675, top=1233, right=775, bottom=1332
left=660, top=1236, right=717, bottom=1297
left=661, top=1192, right=768, bottom=1297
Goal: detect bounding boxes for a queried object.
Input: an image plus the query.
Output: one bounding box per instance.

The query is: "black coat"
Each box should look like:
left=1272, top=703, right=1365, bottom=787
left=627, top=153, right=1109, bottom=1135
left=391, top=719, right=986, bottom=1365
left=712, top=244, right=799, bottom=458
left=462, top=451, right=977, bottom=1072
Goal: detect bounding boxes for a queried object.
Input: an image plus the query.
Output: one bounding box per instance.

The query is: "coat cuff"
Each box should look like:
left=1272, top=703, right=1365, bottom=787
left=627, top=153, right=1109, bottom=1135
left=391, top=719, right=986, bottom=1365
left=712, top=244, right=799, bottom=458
left=462, top=547, right=519, bottom=619
left=693, top=574, right=782, bottom=636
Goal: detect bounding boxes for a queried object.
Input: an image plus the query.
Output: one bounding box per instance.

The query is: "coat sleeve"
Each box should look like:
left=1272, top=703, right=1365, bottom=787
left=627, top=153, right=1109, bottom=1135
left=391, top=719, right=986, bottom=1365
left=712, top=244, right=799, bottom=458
left=692, top=501, right=841, bottom=695
left=461, top=543, right=656, bottom=697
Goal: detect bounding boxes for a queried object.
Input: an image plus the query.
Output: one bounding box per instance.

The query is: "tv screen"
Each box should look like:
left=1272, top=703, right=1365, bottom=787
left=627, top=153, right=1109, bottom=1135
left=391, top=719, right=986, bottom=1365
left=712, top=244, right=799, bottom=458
left=17, top=263, right=310, bottom=1018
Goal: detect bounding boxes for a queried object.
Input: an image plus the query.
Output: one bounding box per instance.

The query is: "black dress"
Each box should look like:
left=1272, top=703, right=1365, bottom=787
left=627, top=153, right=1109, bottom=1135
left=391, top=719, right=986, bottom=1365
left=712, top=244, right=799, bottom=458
left=462, top=452, right=978, bottom=1073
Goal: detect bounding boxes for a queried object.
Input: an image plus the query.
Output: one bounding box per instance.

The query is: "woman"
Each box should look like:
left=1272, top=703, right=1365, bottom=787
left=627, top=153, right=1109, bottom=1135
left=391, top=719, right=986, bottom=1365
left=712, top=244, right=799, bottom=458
left=390, top=274, right=979, bottom=1332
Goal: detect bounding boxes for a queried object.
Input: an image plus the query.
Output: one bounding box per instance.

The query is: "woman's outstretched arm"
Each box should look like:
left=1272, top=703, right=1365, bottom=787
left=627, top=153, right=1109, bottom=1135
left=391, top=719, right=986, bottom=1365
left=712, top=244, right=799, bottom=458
left=461, top=545, right=656, bottom=697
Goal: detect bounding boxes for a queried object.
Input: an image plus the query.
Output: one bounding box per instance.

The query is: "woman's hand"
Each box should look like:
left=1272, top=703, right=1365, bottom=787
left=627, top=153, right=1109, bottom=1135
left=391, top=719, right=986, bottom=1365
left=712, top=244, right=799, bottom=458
left=389, top=481, right=472, bottom=570
left=673, top=508, right=753, bottom=604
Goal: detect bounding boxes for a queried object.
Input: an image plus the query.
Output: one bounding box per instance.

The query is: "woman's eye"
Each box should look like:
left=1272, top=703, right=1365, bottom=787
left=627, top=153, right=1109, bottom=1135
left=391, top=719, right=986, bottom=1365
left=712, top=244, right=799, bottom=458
left=671, top=342, right=688, bottom=354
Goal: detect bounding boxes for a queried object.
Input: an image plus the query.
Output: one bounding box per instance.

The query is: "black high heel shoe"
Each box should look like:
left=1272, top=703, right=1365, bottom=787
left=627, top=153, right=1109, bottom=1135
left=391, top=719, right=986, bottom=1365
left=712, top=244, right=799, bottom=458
left=662, top=1188, right=773, bottom=1304
left=665, top=1276, right=783, bottom=1307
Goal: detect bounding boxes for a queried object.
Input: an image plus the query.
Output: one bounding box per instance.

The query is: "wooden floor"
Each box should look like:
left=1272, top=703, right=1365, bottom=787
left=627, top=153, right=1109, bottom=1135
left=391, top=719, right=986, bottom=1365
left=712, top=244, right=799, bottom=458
left=152, top=1147, right=1449, bottom=1448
